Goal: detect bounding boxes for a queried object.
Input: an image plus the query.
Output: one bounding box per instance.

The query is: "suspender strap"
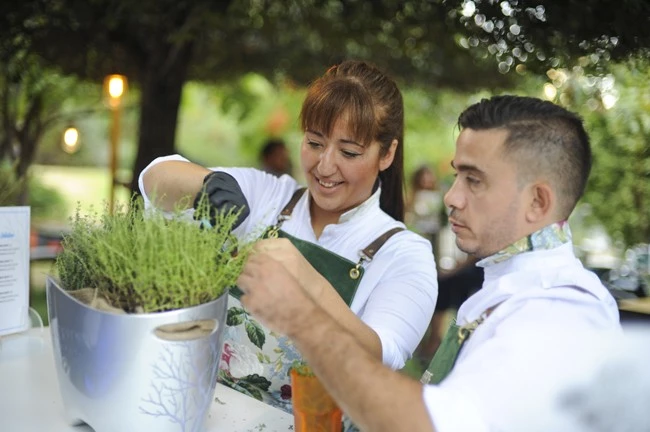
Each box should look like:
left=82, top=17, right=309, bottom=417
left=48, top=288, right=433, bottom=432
left=278, top=189, right=402, bottom=257
left=421, top=302, right=503, bottom=385
left=350, top=227, right=404, bottom=280
left=273, top=187, right=404, bottom=279
left=360, top=227, right=404, bottom=260
left=280, top=188, right=307, bottom=217
left=267, top=188, right=307, bottom=238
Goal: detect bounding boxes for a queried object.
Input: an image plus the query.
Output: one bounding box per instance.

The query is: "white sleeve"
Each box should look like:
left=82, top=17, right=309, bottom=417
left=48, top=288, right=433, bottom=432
left=359, top=232, right=438, bottom=369
left=138, top=154, right=191, bottom=213
left=422, top=384, right=488, bottom=432
left=137, top=155, right=299, bottom=237
left=422, top=296, right=620, bottom=432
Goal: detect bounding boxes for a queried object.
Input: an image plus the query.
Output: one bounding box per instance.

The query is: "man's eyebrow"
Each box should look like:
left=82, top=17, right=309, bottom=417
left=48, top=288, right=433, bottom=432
left=450, top=161, right=485, bottom=175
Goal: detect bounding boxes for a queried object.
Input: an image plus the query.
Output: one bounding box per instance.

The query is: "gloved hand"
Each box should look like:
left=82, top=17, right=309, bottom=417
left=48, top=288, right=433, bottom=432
left=193, top=171, right=250, bottom=230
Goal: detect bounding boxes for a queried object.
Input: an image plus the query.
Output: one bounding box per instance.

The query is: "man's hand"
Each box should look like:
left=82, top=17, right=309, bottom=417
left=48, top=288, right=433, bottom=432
left=237, top=251, right=317, bottom=336
left=240, top=250, right=434, bottom=432
left=250, top=238, right=327, bottom=298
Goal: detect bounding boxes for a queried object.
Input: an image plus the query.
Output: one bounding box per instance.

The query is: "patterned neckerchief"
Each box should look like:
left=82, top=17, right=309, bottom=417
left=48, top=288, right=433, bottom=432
left=477, top=221, right=572, bottom=268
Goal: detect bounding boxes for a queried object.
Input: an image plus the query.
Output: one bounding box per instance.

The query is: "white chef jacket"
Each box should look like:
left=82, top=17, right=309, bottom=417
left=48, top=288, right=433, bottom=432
left=422, top=242, right=620, bottom=431
left=139, top=154, right=438, bottom=369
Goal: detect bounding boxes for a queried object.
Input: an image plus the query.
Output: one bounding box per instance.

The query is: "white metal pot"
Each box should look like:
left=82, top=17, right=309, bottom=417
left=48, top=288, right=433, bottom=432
left=46, top=276, right=228, bottom=432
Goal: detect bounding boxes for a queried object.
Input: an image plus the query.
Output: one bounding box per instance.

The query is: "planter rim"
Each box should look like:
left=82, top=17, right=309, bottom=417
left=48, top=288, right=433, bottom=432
left=46, top=275, right=230, bottom=320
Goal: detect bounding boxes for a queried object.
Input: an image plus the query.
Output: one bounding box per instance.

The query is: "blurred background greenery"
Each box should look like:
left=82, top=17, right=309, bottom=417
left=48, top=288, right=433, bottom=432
left=1, top=1, right=649, bottom=329
left=22, top=63, right=650, bottom=249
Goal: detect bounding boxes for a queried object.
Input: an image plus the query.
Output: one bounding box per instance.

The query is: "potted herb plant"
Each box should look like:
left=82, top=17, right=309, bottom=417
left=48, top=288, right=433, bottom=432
left=47, top=197, right=249, bottom=432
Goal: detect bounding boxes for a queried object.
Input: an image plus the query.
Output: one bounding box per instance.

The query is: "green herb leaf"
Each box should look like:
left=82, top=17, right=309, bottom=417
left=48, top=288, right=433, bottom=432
left=290, top=360, right=314, bottom=376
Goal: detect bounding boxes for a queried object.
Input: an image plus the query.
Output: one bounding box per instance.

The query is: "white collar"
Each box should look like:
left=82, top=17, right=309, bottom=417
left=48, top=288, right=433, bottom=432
left=458, top=243, right=589, bottom=324
left=482, top=242, right=578, bottom=282
left=306, top=186, right=382, bottom=225
left=339, top=186, right=381, bottom=223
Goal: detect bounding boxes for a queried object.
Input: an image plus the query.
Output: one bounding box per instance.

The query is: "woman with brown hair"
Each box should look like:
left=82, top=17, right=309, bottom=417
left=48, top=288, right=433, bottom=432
left=139, top=60, right=438, bottom=413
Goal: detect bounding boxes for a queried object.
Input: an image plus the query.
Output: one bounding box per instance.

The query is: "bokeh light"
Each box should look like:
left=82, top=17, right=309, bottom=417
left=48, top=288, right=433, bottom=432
left=62, top=127, right=80, bottom=154
left=543, top=83, right=557, bottom=100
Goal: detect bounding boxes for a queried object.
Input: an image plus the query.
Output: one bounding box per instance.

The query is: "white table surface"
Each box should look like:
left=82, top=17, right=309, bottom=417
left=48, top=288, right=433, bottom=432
left=0, top=327, right=293, bottom=432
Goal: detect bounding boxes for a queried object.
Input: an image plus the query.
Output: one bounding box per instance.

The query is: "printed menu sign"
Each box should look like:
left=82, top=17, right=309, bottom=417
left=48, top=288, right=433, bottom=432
left=0, top=206, right=30, bottom=336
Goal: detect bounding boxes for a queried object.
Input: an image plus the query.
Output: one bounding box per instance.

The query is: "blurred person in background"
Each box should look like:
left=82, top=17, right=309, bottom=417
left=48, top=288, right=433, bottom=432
left=407, top=165, right=481, bottom=370
left=259, top=138, right=293, bottom=177
left=406, top=165, right=444, bottom=262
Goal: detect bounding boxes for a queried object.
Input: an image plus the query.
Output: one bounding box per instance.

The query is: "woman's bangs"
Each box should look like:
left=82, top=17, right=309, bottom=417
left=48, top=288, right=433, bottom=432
left=300, top=81, right=376, bottom=145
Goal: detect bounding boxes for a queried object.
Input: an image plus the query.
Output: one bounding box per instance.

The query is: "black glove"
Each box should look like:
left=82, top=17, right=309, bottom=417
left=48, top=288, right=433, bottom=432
left=193, top=171, right=250, bottom=230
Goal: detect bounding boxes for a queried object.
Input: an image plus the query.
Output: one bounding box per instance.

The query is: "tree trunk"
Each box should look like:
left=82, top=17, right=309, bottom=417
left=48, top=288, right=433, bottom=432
left=0, top=74, right=16, bottom=162
left=15, top=94, right=45, bottom=205
left=129, top=41, right=194, bottom=198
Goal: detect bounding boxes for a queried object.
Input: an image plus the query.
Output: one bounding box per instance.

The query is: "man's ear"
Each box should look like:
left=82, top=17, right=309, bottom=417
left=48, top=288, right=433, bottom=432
left=526, top=182, right=554, bottom=223
left=379, top=139, right=398, bottom=171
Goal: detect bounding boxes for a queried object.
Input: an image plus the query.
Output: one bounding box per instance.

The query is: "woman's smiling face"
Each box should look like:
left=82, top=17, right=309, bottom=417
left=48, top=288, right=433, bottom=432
left=301, top=116, right=395, bottom=224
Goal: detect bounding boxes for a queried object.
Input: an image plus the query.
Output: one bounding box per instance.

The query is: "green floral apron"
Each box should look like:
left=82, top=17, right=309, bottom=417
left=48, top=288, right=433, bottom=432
left=220, top=188, right=403, bottom=416
left=421, top=305, right=501, bottom=385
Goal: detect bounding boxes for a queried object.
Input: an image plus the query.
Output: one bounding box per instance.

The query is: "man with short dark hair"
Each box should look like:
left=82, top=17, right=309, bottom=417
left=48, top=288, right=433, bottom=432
left=237, top=95, right=620, bottom=431
left=259, top=138, right=293, bottom=177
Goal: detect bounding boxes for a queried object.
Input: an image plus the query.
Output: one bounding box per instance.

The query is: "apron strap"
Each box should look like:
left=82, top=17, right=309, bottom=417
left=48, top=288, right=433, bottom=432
left=360, top=227, right=404, bottom=260
left=280, top=187, right=307, bottom=217
left=421, top=301, right=503, bottom=385
left=277, top=189, right=401, bottom=253
left=349, top=227, right=404, bottom=279
left=267, top=188, right=307, bottom=238
left=271, top=187, right=404, bottom=281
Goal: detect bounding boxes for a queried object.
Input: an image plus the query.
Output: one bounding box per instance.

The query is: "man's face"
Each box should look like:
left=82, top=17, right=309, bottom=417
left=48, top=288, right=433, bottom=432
left=444, top=128, right=530, bottom=258
left=269, top=146, right=291, bottom=174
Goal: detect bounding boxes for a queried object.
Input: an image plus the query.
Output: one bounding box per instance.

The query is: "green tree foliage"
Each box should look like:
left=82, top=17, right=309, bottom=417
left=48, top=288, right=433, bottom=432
left=582, top=62, right=650, bottom=246
left=0, top=0, right=513, bottom=196
left=449, top=0, right=650, bottom=75
left=3, top=0, right=650, bottom=221
left=0, top=52, right=83, bottom=216
left=0, top=2, right=104, bottom=206
left=0, top=52, right=79, bottom=180
left=0, top=160, right=66, bottom=220
left=198, top=0, right=511, bottom=89
left=0, top=161, right=23, bottom=205
left=545, top=59, right=650, bottom=246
